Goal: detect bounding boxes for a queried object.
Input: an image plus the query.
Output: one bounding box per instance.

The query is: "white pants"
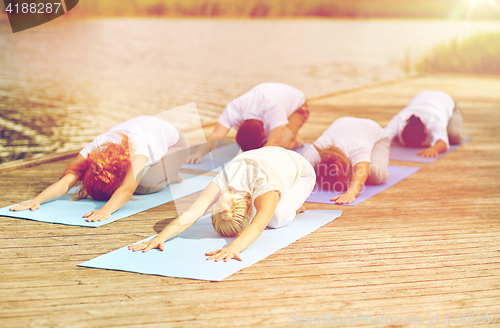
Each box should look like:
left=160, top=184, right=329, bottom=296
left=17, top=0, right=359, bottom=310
left=267, top=163, right=316, bottom=229
left=136, top=131, right=189, bottom=193
left=366, top=137, right=391, bottom=186
left=448, top=102, right=466, bottom=145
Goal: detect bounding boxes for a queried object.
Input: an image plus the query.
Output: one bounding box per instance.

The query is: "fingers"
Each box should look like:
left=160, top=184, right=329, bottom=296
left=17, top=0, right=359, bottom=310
left=206, top=249, right=241, bottom=262
left=337, top=198, right=353, bottom=204
left=9, top=204, right=24, bottom=211
left=10, top=202, right=36, bottom=211
left=84, top=211, right=110, bottom=222
left=85, top=215, right=101, bottom=222
left=334, top=195, right=354, bottom=204
left=417, top=149, right=438, bottom=158
left=205, top=249, right=221, bottom=260
left=143, top=240, right=162, bottom=252
left=127, top=238, right=165, bottom=253
left=421, top=152, right=436, bottom=158
left=128, top=242, right=147, bottom=252
left=330, top=195, right=353, bottom=204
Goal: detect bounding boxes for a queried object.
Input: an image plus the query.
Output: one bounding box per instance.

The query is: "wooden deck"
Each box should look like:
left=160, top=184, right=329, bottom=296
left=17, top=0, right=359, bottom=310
left=1, top=73, right=499, bottom=327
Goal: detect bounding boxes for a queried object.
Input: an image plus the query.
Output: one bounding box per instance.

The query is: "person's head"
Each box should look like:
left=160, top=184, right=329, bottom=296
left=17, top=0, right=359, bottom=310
left=314, top=145, right=351, bottom=192
left=63, top=134, right=131, bottom=201
left=211, top=188, right=252, bottom=237
left=236, top=119, right=265, bottom=151
left=401, top=115, right=427, bottom=148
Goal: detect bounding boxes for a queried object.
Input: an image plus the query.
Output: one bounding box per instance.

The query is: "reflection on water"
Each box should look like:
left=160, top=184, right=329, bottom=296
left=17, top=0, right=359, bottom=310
left=0, top=18, right=499, bottom=163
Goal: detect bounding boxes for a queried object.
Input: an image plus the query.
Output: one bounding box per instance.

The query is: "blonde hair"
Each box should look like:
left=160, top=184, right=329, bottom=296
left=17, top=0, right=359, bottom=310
left=211, top=189, right=252, bottom=237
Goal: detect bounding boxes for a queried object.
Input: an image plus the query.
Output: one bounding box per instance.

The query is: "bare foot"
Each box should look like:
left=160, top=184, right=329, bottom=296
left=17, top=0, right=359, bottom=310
left=296, top=205, right=306, bottom=214
left=293, top=134, right=305, bottom=149
left=167, top=172, right=183, bottom=185
left=284, top=133, right=305, bottom=150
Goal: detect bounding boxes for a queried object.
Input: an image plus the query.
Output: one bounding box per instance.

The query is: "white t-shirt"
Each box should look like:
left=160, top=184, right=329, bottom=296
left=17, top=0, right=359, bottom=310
left=218, top=83, right=305, bottom=137
left=80, top=116, right=179, bottom=174
left=302, top=117, right=387, bottom=167
left=384, top=90, right=455, bottom=148
left=212, top=146, right=313, bottom=203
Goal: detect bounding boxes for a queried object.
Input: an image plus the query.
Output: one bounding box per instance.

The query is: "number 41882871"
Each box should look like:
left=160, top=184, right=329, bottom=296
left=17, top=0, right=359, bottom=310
left=5, top=2, right=62, bottom=14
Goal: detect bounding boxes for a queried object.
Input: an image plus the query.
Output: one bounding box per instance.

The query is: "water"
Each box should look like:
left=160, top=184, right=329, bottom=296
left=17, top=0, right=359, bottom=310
left=1, top=18, right=499, bottom=163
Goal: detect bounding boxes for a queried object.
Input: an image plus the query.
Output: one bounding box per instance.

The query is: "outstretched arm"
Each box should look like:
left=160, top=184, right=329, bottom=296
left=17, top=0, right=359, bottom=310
left=128, top=182, right=221, bottom=252
left=186, top=123, right=229, bottom=164
left=9, top=155, right=84, bottom=211
left=331, top=161, right=370, bottom=204
left=417, top=140, right=447, bottom=158
left=206, top=190, right=279, bottom=262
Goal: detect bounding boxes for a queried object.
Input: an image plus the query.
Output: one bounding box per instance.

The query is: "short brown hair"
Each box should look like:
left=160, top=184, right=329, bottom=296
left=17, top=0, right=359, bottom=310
left=236, top=119, right=265, bottom=151
left=402, top=115, right=426, bottom=148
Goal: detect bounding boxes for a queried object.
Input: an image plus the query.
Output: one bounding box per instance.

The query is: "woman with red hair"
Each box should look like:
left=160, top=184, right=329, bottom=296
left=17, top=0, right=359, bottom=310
left=10, top=116, right=189, bottom=222
left=302, top=117, right=390, bottom=204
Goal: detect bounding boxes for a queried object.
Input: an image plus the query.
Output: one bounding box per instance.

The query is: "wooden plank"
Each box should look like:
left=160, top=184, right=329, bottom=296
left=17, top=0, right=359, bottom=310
left=0, top=73, right=499, bottom=327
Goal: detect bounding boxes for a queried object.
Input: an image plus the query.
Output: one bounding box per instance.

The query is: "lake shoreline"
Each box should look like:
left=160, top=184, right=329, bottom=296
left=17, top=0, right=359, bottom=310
left=2, top=19, right=499, bottom=164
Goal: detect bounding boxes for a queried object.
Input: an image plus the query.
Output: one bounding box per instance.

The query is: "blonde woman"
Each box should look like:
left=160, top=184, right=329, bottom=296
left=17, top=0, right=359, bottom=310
left=129, top=147, right=316, bottom=262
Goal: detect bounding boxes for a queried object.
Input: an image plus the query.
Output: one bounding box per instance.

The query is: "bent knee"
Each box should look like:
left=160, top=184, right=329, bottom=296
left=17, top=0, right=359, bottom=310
left=134, top=184, right=165, bottom=195
left=267, top=209, right=296, bottom=229
left=448, top=133, right=465, bottom=145
left=367, top=169, right=388, bottom=185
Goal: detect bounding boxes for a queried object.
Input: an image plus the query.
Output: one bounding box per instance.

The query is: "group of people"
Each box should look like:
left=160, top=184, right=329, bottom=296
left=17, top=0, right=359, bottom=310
left=10, top=83, right=465, bottom=262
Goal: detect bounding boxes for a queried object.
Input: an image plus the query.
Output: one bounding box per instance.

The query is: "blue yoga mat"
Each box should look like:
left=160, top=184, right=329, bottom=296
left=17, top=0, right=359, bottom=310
left=0, top=173, right=213, bottom=227
left=182, top=142, right=241, bottom=173
left=306, top=165, right=420, bottom=206
left=78, top=210, right=342, bottom=281
left=389, top=136, right=472, bottom=163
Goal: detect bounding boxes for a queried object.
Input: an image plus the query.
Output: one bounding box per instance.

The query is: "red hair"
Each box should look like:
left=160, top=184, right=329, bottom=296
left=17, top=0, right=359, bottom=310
left=314, top=145, right=351, bottom=192
left=62, top=134, right=131, bottom=201
left=236, top=119, right=265, bottom=151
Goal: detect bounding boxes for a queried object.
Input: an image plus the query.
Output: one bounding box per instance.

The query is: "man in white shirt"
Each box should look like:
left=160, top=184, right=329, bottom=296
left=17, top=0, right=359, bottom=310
left=384, top=91, right=465, bottom=157
left=186, top=83, right=309, bottom=163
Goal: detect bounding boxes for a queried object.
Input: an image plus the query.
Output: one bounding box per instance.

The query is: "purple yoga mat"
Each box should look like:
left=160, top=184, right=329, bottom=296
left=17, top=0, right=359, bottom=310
left=389, top=137, right=472, bottom=164
left=306, top=165, right=420, bottom=206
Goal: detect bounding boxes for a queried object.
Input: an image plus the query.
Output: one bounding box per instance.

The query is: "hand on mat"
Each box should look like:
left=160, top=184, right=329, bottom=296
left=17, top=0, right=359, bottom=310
left=186, top=152, right=203, bottom=164
left=128, top=238, right=164, bottom=252
left=9, top=200, right=40, bottom=212
left=84, top=209, right=111, bottom=222
left=330, top=192, right=355, bottom=204
left=417, top=147, right=439, bottom=158
left=205, top=247, right=242, bottom=262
